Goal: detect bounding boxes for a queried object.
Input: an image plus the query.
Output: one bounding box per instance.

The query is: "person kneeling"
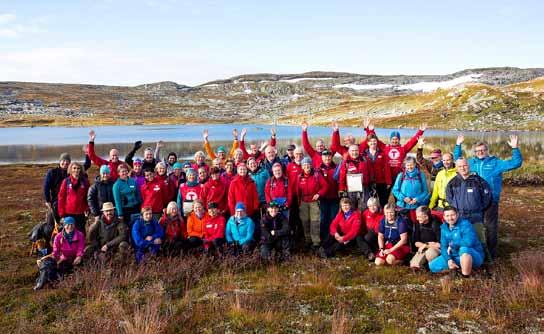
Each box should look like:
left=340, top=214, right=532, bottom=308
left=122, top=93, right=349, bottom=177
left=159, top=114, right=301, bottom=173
left=319, top=197, right=373, bottom=259
left=53, top=217, right=85, bottom=275
left=202, top=202, right=226, bottom=256
left=429, top=206, right=485, bottom=277
left=132, top=207, right=164, bottom=263
left=409, top=206, right=441, bottom=270
left=159, top=202, right=187, bottom=256
left=260, top=201, right=291, bottom=262
left=84, top=202, right=129, bottom=262
left=375, top=203, right=411, bottom=266
left=226, top=203, right=255, bottom=255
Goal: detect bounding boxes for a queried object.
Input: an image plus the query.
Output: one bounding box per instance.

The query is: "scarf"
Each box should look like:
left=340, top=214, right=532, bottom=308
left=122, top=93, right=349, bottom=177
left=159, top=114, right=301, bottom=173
left=70, top=175, right=81, bottom=191
left=343, top=209, right=353, bottom=220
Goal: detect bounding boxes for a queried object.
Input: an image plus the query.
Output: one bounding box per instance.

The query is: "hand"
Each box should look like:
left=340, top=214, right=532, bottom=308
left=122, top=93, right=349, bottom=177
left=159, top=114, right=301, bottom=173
left=337, top=236, right=344, bottom=243
left=259, top=141, right=268, bottom=151
left=301, top=121, right=308, bottom=131
left=334, top=233, right=341, bottom=241
left=383, top=249, right=391, bottom=255
left=417, top=136, right=425, bottom=148
left=232, top=128, right=238, bottom=139
left=94, top=216, right=100, bottom=224
left=82, top=144, right=89, bottom=154
left=271, top=230, right=275, bottom=236
left=448, top=259, right=459, bottom=270
left=156, top=140, right=164, bottom=148
left=101, top=245, right=108, bottom=252
left=36, top=259, right=42, bottom=265
left=73, top=256, right=82, bottom=265
left=332, top=121, right=339, bottom=131
left=409, top=198, right=418, bottom=205
left=363, top=118, right=370, bottom=129
left=203, top=129, right=209, bottom=141
left=386, top=184, right=391, bottom=189
left=508, top=135, right=519, bottom=148
left=134, top=140, right=143, bottom=150
left=45, top=202, right=52, bottom=210
left=270, top=127, right=276, bottom=137
left=240, top=128, right=247, bottom=139
left=456, top=134, right=464, bottom=145
left=145, top=236, right=153, bottom=241
left=153, top=238, right=162, bottom=245
left=89, top=129, right=96, bottom=141
left=404, top=197, right=412, bottom=204
left=312, top=194, right=319, bottom=201
left=419, top=123, right=427, bottom=132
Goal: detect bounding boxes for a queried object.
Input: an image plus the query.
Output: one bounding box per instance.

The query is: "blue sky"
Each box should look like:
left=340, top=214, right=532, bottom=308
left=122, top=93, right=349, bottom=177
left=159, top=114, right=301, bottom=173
left=1, top=0, right=542, bottom=86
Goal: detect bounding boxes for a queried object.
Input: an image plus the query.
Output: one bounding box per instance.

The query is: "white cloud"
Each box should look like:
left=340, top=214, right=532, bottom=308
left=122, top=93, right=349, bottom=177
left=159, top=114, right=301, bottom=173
left=0, top=13, right=16, bottom=24
left=0, top=13, right=46, bottom=38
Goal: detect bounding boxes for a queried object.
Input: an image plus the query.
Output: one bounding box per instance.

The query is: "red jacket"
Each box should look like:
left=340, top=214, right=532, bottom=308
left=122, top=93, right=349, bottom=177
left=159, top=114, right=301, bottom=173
left=58, top=176, right=89, bottom=217
left=191, top=162, right=209, bottom=174
left=295, top=171, right=329, bottom=203
left=363, top=148, right=392, bottom=185
left=159, top=212, right=186, bottom=242
left=203, top=215, right=226, bottom=242
left=220, top=172, right=235, bottom=190
left=338, top=157, right=371, bottom=192
left=157, top=173, right=176, bottom=202
left=360, top=128, right=424, bottom=178
left=264, top=176, right=292, bottom=208
left=88, top=141, right=124, bottom=181
left=318, top=162, right=339, bottom=199
left=201, top=178, right=228, bottom=213
left=228, top=175, right=260, bottom=216
left=330, top=130, right=349, bottom=158
left=362, top=208, right=384, bottom=234
left=330, top=210, right=362, bottom=242
left=240, top=136, right=276, bottom=161
left=302, top=130, right=333, bottom=169
left=140, top=178, right=167, bottom=213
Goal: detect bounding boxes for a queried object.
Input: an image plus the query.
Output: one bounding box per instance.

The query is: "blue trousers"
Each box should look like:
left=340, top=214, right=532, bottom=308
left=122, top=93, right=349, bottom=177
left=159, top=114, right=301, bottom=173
left=429, top=246, right=484, bottom=273
left=135, top=243, right=161, bottom=264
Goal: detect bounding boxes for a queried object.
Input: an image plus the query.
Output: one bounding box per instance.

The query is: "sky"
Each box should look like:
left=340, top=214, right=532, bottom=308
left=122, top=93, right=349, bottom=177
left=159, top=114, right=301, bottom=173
left=1, top=0, right=543, bottom=86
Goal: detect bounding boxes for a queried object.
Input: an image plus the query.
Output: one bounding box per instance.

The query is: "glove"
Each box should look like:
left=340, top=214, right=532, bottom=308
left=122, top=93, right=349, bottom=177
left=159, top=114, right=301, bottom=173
left=133, top=141, right=143, bottom=151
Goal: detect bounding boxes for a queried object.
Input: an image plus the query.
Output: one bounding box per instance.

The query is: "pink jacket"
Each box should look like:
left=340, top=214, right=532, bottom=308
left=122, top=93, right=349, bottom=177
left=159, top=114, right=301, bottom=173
left=53, top=230, right=85, bottom=262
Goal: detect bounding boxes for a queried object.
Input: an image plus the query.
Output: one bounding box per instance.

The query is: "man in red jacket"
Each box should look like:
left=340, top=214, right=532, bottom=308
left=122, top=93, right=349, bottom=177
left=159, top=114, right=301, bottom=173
left=239, top=127, right=277, bottom=161
left=201, top=167, right=228, bottom=215
left=330, top=121, right=356, bottom=158
left=140, top=169, right=167, bottom=220
left=228, top=162, right=260, bottom=239
left=338, top=144, right=371, bottom=210
left=363, top=134, right=392, bottom=207
left=88, top=129, right=126, bottom=181
left=317, top=149, right=339, bottom=241
left=301, top=121, right=334, bottom=169
left=296, top=157, right=328, bottom=248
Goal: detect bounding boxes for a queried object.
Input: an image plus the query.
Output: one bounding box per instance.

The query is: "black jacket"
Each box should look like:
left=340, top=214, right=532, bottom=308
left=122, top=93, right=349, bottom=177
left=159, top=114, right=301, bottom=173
left=261, top=212, right=290, bottom=242
left=87, top=177, right=115, bottom=216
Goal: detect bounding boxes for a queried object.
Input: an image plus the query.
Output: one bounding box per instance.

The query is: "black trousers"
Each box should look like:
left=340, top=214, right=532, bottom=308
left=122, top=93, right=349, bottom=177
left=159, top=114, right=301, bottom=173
left=260, top=236, right=291, bottom=261
left=321, top=234, right=372, bottom=258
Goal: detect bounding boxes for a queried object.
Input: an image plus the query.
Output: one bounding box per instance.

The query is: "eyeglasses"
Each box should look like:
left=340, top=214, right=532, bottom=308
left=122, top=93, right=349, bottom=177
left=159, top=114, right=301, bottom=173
left=474, top=149, right=487, bottom=153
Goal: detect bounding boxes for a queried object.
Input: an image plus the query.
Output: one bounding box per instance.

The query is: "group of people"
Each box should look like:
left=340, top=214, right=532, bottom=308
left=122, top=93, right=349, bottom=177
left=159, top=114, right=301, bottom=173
left=31, top=120, right=523, bottom=290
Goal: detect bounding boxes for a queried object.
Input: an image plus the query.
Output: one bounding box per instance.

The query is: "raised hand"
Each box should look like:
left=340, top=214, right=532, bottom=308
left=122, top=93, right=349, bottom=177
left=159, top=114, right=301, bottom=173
left=363, top=118, right=371, bottom=129
left=259, top=141, right=268, bottom=151
left=89, top=129, right=96, bottom=141
left=240, top=128, right=247, bottom=140
left=301, top=121, right=308, bottom=132
left=156, top=140, right=165, bottom=148
left=508, top=135, right=519, bottom=148
left=417, top=136, right=425, bottom=148
left=332, top=121, right=339, bottom=131
left=456, top=134, right=465, bottom=145
left=419, top=123, right=428, bottom=132
left=232, top=128, right=238, bottom=139
left=203, top=129, right=209, bottom=141
left=270, top=126, right=276, bottom=137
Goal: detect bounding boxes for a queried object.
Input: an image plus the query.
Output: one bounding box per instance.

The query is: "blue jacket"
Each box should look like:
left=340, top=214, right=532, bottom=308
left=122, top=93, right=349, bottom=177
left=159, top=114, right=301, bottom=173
left=131, top=217, right=164, bottom=249
left=445, top=173, right=492, bottom=223
left=454, top=145, right=522, bottom=202
left=392, top=168, right=430, bottom=209
left=225, top=216, right=255, bottom=245
left=249, top=167, right=270, bottom=204
left=113, top=177, right=142, bottom=216
left=439, top=218, right=484, bottom=262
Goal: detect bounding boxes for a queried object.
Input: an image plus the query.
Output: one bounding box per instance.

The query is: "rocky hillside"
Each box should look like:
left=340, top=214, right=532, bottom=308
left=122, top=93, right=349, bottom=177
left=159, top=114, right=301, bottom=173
left=1, top=67, right=544, bottom=130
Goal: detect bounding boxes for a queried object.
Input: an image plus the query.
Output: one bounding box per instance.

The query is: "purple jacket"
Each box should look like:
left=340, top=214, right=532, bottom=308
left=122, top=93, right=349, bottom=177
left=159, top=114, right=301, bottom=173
left=53, top=230, right=85, bottom=261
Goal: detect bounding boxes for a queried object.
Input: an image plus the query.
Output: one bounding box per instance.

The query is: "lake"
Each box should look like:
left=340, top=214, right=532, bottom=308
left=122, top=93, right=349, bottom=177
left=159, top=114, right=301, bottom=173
left=0, top=124, right=542, bottom=164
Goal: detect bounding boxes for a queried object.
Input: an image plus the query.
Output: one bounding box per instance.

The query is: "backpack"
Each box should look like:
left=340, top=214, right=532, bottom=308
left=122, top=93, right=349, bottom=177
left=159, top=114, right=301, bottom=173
left=399, top=169, right=423, bottom=189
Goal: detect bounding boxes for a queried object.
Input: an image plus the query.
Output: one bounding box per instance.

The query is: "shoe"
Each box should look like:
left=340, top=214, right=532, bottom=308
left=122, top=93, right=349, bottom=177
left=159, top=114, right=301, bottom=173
left=367, top=253, right=376, bottom=261
left=318, top=247, right=328, bottom=259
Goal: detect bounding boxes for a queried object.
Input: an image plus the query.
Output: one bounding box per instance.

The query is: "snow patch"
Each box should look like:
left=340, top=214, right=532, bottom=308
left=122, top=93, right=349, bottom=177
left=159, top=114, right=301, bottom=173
left=334, top=74, right=483, bottom=92
left=280, top=77, right=334, bottom=83
left=243, top=88, right=252, bottom=94
left=334, top=83, right=394, bottom=90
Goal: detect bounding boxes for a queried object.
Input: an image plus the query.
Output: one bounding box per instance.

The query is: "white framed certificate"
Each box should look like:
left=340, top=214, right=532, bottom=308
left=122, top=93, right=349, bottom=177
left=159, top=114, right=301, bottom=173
left=347, top=173, right=363, bottom=192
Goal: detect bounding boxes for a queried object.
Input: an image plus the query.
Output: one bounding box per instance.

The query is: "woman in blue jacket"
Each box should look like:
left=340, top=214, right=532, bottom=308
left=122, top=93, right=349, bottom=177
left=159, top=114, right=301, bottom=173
left=225, top=202, right=255, bottom=255
left=392, top=156, right=430, bottom=223
left=429, top=206, right=484, bottom=277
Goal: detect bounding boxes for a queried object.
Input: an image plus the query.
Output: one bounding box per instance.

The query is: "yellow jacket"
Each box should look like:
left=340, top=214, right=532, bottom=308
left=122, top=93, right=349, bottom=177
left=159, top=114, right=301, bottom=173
left=429, top=167, right=457, bottom=209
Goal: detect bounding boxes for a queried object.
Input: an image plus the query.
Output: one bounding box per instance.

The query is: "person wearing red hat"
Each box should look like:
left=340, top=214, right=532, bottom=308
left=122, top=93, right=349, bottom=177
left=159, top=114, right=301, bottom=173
left=416, top=137, right=444, bottom=184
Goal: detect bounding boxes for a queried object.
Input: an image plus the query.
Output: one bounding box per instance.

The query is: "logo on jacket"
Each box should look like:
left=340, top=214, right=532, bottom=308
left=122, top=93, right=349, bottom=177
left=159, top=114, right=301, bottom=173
left=388, top=148, right=400, bottom=160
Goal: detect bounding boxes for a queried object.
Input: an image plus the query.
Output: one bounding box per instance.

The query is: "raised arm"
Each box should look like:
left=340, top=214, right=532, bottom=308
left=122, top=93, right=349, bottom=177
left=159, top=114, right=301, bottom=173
left=402, top=123, right=426, bottom=152
left=203, top=129, right=217, bottom=160
left=301, top=121, right=317, bottom=158
left=87, top=130, right=108, bottom=167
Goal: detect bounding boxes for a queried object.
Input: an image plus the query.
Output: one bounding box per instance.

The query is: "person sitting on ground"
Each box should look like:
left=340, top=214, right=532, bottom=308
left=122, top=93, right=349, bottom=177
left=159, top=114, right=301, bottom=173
left=33, top=239, right=57, bottom=290
left=260, top=201, right=291, bottom=262
left=362, top=197, right=384, bottom=257
left=429, top=206, right=484, bottom=277
left=84, top=202, right=129, bottom=262
left=185, top=199, right=208, bottom=251
left=113, top=164, right=142, bottom=227
left=409, top=206, right=441, bottom=269
left=87, top=165, right=115, bottom=224
left=225, top=202, right=255, bottom=255
left=177, top=168, right=203, bottom=217
left=375, top=203, right=411, bottom=266
left=392, top=156, right=430, bottom=224
left=158, top=201, right=186, bottom=255
left=88, top=129, right=125, bottom=181
left=58, top=162, right=90, bottom=234
left=132, top=206, right=164, bottom=263
left=319, top=197, right=374, bottom=260
left=202, top=202, right=226, bottom=256
left=52, top=216, right=84, bottom=274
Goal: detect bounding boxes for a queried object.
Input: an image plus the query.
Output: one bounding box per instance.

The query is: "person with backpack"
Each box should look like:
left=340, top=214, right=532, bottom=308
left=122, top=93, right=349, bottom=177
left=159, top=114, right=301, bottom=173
left=428, top=152, right=456, bottom=218
left=43, top=153, right=72, bottom=244
left=295, top=157, right=329, bottom=249
left=264, top=162, right=292, bottom=219
left=446, top=158, right=493, bottom=260
left=428, top=206, right=485, bottom=277
left=58, top=162, right=90, bottom=234
left=392, top=156, right=430, bottom=224
left=52, top=216, right=85, bottom=274
left=87, top=165, right=116, bottom=224
left=454, top=134, right=522, bottom=259
left=317, top=149, right=339, bottom=242
left=132, top=206, right=164, bottom=263
left=375, top=203, right=411, bottom=266
left=409, top=206, right=442, bottom=269
left=260, top=201, right=291, bottom=262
